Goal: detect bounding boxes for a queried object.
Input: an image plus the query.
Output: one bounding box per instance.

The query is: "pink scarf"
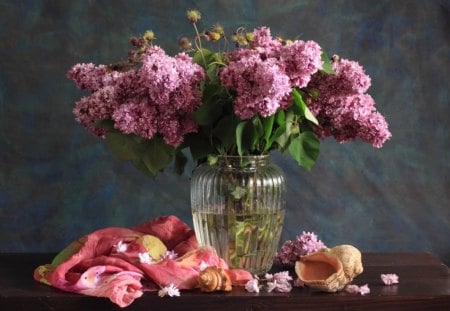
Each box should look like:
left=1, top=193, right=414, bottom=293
left=34, top=215, right=252, bottom=307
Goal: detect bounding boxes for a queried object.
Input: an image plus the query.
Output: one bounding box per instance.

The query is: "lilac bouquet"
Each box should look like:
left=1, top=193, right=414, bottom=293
left=68, top=10, right=391, bottom=177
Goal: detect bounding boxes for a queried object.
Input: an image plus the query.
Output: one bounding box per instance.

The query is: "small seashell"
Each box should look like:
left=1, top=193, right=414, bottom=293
left=295, top=251, right=347, bottom=292
left=198, top=266, right=232, bottom=292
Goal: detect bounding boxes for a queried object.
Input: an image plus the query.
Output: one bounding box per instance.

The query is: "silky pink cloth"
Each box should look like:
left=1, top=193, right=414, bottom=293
left=34, top=215, right=252, bottom=308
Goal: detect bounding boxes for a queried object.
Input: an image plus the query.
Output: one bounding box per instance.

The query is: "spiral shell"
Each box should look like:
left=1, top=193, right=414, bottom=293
left=295, top=250, right=347, bottom=292
left=327, top=244, right=363, bottom=283
left=295, top=244, right=363, bottom=292
left=198, top=266, right=232, bottom=292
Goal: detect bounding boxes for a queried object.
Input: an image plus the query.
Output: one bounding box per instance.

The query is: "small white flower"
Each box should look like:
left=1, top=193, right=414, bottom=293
left=139, top=252, right=152, bottom=264
left=114, top=240, right=128, bottom=253
left=158, top=283, right=180, bottom=297
left=199, top=260, right=209, bottom=271
left=245, top=279, right=260, bottom=293
left=161, top=250, right=178, bottom=260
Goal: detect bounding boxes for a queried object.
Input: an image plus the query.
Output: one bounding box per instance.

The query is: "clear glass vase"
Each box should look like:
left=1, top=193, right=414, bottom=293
left=191, top=155, right=286, bottom=275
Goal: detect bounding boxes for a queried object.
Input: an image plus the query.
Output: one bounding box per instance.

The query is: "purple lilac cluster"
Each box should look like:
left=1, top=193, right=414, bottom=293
left=220, top=27, right=323, bottom=119
left=68, top=46, right=205, bottom=146
left=276, top=231, right=326, bottom=266
left=307, top=59, right=391, bottom=148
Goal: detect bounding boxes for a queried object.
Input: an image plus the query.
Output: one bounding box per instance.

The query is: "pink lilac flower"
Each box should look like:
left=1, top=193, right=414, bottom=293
left=220, top=54, right=291, bottom=119
left=359, top=284, right=370, bottom=295
left=381, top=273, right=399, bottom=285
left=245, top=278, right=260, bottom=293
left=280, top=40, right=323, bottom=88
left=276, top=231, right=326, bottom=265
left=266, top=280, right=293, bottom=293
left=265, top=271, right=293, bottom=293
left=72, top=86, right=118, bottom=137
left=67, top=63, right=108, bottom=92
left=158, top=283, right=180, bottom=297
left=307, top=58, right=391, bottom=148
left=345, top=284, right=370, bottom=295
left=112, top=100, right=158, bottom=140
left=345, top=284, right=360, bottom=294
left=70, top=46, right=205, bottom=147
left=249, top=27, right=282, bottom=58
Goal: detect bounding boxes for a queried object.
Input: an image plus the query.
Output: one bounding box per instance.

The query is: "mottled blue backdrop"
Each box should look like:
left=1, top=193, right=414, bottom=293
left=0, top=0, right=449, bottom=265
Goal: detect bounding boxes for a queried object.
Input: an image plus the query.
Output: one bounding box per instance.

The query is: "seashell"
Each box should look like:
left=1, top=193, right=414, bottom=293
left=327, top=244, right=363, bottom=282
left=295, top=250, right=347, bottom=292
left=295, top=244, right=364, bottom=292
left=198, top=266, right=232, bottom=292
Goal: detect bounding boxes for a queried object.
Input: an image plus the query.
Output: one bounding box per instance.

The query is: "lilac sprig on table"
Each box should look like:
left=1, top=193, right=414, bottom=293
left=275, top=231, right=327, bottom=266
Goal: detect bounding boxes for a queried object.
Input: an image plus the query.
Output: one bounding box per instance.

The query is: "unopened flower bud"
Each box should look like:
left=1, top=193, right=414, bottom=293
left=143, top=30, right=155, bottom=42
left=178, top=37, right=192, bottom=50
left=212, top=24, right=225, bottom=36
left=233, top=34, right=248, bottom=46
left=129, top=36, right=140, bottom=47
left=245, top=33, right=254, bottom=42
left=187, top=9, right=201, bottom=23
left=206, top=31, right=221, bottom=41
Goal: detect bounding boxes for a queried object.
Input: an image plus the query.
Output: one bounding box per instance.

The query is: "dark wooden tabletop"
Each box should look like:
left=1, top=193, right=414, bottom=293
left=0, top=252, right=449, bottom=311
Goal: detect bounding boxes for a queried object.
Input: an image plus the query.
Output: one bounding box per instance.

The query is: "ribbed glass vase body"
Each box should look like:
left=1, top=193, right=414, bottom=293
left=191, top=155, right=286, bottom=275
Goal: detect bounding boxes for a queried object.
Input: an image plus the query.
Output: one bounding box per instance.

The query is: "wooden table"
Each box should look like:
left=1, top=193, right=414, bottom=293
left=0, top=252, right=449, bottom=310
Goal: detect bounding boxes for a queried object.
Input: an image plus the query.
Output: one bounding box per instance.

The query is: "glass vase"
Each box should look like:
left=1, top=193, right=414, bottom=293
left=191, top=155, right=286, bottom=275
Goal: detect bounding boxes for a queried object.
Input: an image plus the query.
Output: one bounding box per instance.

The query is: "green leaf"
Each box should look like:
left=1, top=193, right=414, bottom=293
left=236, top=121, right=247, bottom=157
left=275, top=109, right=286, bottom=125
left=288, top=131, right=320, bottom=170
left=265, top=124, right=286, bottom=152
left=292, top=88, right=319, bottom=125
left=262, top=114, right=275, bottom=144
left=105, top=132, right=140, bottom=161
left=193, top=48, right=214, bottom=68
left=95, top=119, right=115, bottom=131
left=320, top=49, right=336, bottom=74
left=174, top=151, right=188, bottom=175
left=213, top=115, right=238, bottom=151
left=186, top=134, right=215, bottom=161
left=192, top=98, right=223, bottom=126
left=141, top=136, right=175, bottom=176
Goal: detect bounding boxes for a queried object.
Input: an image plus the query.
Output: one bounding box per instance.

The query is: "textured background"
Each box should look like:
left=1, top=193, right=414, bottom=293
left=0, top=0, right=449, bottom=265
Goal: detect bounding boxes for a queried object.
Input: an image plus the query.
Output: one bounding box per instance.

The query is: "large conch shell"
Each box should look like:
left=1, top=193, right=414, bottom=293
left=295, top=244, right=363, bottom=292
left=198, top=266, right=232, bottom=292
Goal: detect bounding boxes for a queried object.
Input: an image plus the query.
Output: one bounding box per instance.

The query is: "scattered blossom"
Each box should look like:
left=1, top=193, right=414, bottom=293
left=245, top=278, right=260, bottom=293
left=198, top=261, right=209, bottom=271
left=359, top=284, right=371, bottom=295
left=265, top=271, right=293, bottom=293
left=276, top=231, right=326, bottom=265
left=345, top=284, right=361, bottom=294
left=138, top=252, right=152, bottom=264
left=158, top=283, right=180, bottom=297
left=293, top=278, right=305, bottom=288
left=345, top=284, right=370, bottom=295
left=114, top=240, right=128, bottom=253
left=161, top=250, right=178, bottom=260
left=381, top=273, right=399, bottom=285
